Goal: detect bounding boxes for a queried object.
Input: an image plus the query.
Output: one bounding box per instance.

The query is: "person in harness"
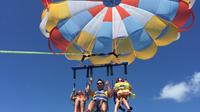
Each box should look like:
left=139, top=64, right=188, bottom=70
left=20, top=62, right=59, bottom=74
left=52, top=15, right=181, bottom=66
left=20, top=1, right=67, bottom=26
left=85, top=79, right=112, bottom=112
left=113, top=77, right=135, bottom=112
left=70, top=89, right=88, bottom=112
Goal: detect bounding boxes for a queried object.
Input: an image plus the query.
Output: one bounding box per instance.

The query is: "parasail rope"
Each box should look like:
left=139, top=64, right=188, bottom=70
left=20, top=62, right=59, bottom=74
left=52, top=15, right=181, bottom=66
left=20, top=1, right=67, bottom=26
left=0, top=50, right=83, bottom=56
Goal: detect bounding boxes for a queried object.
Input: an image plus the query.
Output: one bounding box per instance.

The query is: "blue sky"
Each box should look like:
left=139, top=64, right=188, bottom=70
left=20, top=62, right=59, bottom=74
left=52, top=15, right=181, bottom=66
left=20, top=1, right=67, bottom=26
left=0, top=0, right=200, bottom=112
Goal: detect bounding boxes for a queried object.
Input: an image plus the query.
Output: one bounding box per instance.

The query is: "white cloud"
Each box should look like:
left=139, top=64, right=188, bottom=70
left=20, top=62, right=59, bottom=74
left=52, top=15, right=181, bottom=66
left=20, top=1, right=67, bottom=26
left=158, top=82, right=190, bottom=102
left=157, top=72, right=200, bottom=102
left=190, top=73, right=200, bottom=94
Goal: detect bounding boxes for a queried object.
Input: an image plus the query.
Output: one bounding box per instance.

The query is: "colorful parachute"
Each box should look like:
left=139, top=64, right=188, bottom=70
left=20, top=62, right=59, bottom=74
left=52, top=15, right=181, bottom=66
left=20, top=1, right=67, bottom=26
left=40, top=0, right=196, bottom=65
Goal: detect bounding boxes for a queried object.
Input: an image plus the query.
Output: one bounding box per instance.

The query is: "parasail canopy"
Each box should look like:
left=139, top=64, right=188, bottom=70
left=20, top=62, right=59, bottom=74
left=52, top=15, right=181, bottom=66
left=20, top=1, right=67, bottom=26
left=40, top=0, right=196, bottom=65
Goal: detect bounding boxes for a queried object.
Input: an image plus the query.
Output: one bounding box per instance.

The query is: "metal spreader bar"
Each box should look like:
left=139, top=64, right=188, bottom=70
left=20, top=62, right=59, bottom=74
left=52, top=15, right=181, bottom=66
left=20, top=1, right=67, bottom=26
left=72, top=62, right=128, bottom=79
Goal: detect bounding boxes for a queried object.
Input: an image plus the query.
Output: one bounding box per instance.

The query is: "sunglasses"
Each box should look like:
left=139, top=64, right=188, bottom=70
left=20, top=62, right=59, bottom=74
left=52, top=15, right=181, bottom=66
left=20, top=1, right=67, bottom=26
left=117, top=79, right=124, bottom=82
left=97, top=82, right=103, bottom=85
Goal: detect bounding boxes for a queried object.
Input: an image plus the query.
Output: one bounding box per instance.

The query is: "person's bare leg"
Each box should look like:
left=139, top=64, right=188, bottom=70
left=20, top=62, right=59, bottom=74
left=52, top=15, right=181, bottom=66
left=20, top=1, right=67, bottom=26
left=114, top=98, right=120, bottom=112
left=122, top=98, right=131, bottom=110
left=101, top=101, right=107, bottom=112
left=80, top=99, right=85, bottom=112
left=74, top=99, right=80, bottom=112
left=77, top=108, right=80, bottom=112
left=87, top=100, right=95, bottom=112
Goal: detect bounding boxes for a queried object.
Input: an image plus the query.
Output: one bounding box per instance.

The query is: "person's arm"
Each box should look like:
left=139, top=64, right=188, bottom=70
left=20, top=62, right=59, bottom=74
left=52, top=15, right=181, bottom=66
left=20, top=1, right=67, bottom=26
left=84, top=92, right=89, bottom=101
left=70, top=90, right=76, bottom=100
left=85, top=78, right=94, bottom=96
left=105, top=80, right=112, bottom=97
